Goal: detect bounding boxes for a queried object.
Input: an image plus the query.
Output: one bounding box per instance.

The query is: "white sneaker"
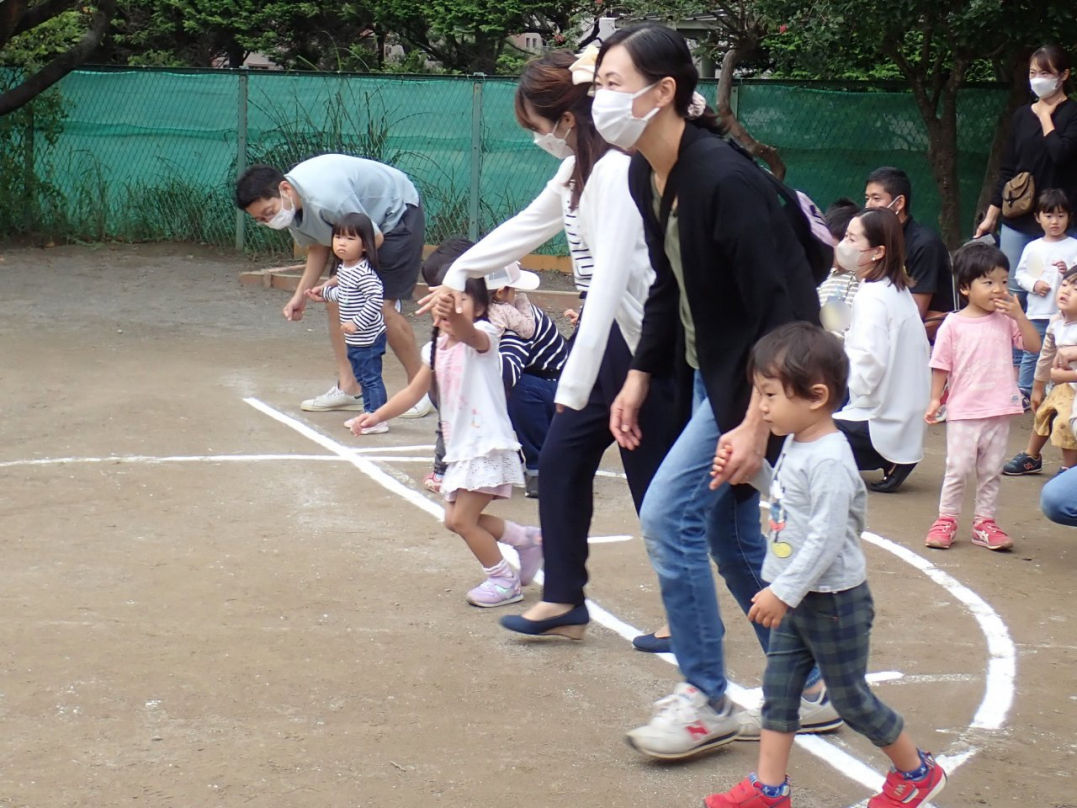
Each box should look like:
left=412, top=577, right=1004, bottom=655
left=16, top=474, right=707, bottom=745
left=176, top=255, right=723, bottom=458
left=399, top=393, right=434, bottom=419
left=343, top=416, right=358, bottom=430
left=625, top=682, right=742, bottom=759
left=360, top=422, right=389, bottom=435
left=736, top=688, right=844, bottom=741
left=301, top=384, right=363, bottom=412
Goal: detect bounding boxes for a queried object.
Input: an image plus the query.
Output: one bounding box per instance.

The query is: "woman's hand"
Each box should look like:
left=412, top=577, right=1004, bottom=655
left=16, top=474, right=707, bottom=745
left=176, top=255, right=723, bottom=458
left=609, top=370, right=651, bottom=450
left=974, top=206, right=999, bottom=239
left=417, top=285, right=461, bottom=319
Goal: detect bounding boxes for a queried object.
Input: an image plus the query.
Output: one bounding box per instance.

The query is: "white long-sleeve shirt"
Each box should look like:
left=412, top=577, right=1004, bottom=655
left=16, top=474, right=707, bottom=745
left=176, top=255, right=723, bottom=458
left=442, top=152, right=654, bottom=411
left=1014, top=236, right=1077, bottom=320
left=835, top=279, right=930, bottom=464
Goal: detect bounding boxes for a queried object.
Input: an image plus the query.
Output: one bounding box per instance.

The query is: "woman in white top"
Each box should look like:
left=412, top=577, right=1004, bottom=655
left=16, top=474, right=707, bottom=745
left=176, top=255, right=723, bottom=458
left=434, top=48, right=678, bottom=637
left=834, top=207, right=931, bottom=493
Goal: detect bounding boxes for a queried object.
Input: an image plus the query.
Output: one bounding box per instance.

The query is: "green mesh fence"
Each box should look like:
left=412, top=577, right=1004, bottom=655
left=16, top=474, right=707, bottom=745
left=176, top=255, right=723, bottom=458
left=2, top=67, right=1010, bottom=256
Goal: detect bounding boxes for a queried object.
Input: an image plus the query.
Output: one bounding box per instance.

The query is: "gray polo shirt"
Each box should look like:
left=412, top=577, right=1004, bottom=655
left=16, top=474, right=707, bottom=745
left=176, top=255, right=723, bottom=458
left=284, top=154, right=419, bottom=247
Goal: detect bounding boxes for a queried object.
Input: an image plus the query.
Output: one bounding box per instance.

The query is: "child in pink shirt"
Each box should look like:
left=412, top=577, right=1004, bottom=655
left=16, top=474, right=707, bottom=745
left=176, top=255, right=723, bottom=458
left=924, top=242, right=1042, bottom=551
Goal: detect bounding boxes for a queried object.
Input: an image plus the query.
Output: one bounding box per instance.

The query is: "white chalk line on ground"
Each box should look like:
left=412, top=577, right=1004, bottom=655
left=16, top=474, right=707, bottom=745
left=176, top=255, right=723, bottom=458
left=243, top=399, right=883, bottom=797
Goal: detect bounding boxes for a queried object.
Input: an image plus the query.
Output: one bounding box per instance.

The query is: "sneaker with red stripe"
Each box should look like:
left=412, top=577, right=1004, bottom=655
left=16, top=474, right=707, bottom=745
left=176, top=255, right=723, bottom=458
left=703, top=774, right=790, bottom=808
left=971, top=517, right=1014, bottom=551
left=868, top=753, right=946, bottom=808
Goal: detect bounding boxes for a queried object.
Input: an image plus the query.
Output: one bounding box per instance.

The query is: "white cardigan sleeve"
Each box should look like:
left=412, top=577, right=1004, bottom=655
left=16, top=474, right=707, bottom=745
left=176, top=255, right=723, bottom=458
left=554, top=154, right=646, bottom=410
left=844, top=287, right=890, bottom=400
left=442, top=159, right=573, bottom=292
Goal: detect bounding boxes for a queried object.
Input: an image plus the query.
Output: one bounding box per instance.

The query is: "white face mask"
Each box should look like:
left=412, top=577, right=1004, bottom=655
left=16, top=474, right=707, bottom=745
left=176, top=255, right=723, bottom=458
left=533, top=120, right=573, bottom=160
left=836, top=242, right=874, bottom=274
left=592, top=84, right=658, bottom=149
left=1030, top=75, right=1061, bottom=99
left=263, top=187, right=295, bottom=230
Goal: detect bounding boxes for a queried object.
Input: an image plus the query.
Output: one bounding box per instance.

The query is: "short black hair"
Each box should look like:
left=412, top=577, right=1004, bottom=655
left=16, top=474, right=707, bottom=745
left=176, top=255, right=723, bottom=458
left=421, top=237, right=474, bottom=286
left=748, top=322, right=849, bottom=411
left=235, top=164, right=285, bottom=209
left=332, top=212, right=380, bottom=274
left=953, top=241, right=1009, bottom=290
left=825, top=197, right=860, bottom=242
left=1036, top=188, right=1073, bottom=217
left=866, top=166, right=913, bottom=214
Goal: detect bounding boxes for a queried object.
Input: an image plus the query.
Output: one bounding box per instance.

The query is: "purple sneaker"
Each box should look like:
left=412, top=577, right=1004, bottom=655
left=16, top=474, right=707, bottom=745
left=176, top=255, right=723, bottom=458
left=466, top=573, right=523, bottom=608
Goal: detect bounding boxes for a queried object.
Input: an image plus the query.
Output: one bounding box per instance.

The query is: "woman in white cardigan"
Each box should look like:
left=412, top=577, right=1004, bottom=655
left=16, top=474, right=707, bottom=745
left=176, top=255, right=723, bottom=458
left=435, top=49, right=678, bottom=636
left=834, top=207, right=931, bottom=493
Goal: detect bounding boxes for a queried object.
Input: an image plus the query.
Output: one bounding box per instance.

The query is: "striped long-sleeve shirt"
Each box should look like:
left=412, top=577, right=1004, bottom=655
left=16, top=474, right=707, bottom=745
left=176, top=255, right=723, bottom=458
left=499, top=305, right=569, bottom=389
left=323, top=259, right=386, bottom=347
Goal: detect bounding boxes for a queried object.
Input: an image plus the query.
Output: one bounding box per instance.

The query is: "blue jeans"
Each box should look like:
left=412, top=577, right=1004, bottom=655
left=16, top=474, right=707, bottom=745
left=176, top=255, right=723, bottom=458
left=1018, top=318, right=1051, bottom=396
left=507, top=373, right=556, bottom=473
left=1042, top=466, right=1077, bottom=526
left=346, top=332, right=387, bottom=413
left=639, top=374, right=771, bottom=702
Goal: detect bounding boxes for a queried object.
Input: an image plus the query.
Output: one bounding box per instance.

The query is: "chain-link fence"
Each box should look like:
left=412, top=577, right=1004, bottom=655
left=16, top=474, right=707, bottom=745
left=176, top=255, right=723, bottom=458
left=1, top=66, right=1010, bottom=256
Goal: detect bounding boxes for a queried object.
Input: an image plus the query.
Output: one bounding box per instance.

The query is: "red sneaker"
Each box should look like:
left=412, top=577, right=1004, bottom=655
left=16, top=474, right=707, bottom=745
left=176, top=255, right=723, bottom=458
left=703, top=774, right=790, bottom=808
left=924, top=516, right=957, bottom=549
left=971, top=517, right=1013, bottom=551
left=868, top=753, right=946, bottom=808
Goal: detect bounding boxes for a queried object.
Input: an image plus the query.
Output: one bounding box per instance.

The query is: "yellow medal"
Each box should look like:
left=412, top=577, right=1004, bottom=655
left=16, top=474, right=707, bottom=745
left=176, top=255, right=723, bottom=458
left=772, top=541, right=793, bottom=559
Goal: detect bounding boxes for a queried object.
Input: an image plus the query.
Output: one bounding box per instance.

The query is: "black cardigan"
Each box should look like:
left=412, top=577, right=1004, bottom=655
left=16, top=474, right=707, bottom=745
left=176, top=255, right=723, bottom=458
left=628, top=122, right=820, bottom=435
left=992, top=99, right=1077, bottom=236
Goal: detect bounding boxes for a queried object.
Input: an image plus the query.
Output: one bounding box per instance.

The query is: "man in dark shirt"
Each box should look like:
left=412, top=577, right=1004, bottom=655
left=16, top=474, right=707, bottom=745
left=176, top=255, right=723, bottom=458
left=865, top=167, right=955, bottom=336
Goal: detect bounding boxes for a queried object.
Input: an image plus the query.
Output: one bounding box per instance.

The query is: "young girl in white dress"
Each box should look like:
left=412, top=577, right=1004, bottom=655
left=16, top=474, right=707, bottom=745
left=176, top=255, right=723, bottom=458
left=354, top=277, right=542, bottom=608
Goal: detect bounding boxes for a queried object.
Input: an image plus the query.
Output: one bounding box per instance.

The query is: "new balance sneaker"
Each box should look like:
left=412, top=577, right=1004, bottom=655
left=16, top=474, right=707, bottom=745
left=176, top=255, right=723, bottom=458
left=971, top=517, right=1013, bottom=551
left=704, top=774, right=791, bottom=808
left=466, top=573, right=523, bottom=608
left=423, top=471, right=444, bottom=493
left=301, top=384, right=364, bottom=412
left=868, top=753, right=946, bottom=808
left=625, top=682, right=741, bottom=760
left=924, top=516, right=958, bottom=549
left=399, top=393, right=435, bottom=419
left=1002, top=451, right=1043, bottom=476
left=736, top=688, right=843, bottom=740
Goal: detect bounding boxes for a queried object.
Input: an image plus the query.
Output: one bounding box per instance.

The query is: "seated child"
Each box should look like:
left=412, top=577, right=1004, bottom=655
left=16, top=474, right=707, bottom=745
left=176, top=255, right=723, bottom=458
left=705, top=321, right=945, bottom=808
left=1005, top=266, right=1077, bottom=475
left=485, top=262, right=538, bottom=339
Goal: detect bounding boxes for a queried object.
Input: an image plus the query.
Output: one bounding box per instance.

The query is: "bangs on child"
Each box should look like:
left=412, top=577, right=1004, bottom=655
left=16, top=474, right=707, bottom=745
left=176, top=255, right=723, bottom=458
left=748, top=322, right=849, bottom=411
left=953, top=241, right=1009, bottom=291
left=1036, top=188, right=1072, bottom=217
left=332, top=212, right=380, bottom=272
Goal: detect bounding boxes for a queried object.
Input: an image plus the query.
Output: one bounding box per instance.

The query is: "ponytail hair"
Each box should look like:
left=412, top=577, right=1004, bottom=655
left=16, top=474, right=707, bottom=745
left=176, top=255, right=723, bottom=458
left=596, top=23, right=726, bottom=136
left=515, top=50, right=613, bottom=210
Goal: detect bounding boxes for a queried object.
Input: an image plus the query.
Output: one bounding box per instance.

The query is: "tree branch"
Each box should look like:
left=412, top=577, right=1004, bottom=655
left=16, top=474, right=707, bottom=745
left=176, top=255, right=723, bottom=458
left=12, top=0, right=77, bottom=39
left=0, top=0, right=117, bottom=116
left=716, top=43, right=787, bottom=179
left=0, top=0, right=28, bottom=46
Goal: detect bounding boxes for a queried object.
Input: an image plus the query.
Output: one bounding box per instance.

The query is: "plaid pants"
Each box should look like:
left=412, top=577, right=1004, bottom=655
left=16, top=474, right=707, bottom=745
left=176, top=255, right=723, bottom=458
left=761, top=582, right=904, bottom=747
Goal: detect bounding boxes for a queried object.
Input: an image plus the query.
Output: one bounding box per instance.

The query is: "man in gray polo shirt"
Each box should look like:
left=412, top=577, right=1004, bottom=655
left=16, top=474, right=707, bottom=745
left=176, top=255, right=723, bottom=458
left=236, top=154, right=431, bottom=417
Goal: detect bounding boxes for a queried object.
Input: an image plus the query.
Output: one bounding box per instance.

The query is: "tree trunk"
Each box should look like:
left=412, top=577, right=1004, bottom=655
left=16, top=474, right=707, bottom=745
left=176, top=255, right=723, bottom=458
left=925, top=84, right=962, bottom=248
left=715, top=45, right=786, bottom=180
left=974, top=54, right=1032, bottom=231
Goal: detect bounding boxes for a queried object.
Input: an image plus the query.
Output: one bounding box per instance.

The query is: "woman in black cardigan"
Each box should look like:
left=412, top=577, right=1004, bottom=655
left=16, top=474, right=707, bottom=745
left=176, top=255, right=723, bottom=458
left=595, top=24, right=831, bottom=761
left=976, top=45, right=1077, bottom=294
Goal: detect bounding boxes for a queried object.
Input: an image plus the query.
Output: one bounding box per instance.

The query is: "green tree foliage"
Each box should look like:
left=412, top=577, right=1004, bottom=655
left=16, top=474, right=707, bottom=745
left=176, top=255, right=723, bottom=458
left=0, top=1, right=117, bottom=114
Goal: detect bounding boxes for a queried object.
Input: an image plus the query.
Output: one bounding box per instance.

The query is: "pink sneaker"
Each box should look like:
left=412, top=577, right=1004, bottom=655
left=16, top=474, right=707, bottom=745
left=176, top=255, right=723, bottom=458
left=466, top=573, right=522, bottom=608
left=971, top=517, right=1013, bottom=551
left=423, top=472, right=443, bottom=493
left=867, top=753, right=946, bottom=807
left=924, top=516, right=957, bottom=549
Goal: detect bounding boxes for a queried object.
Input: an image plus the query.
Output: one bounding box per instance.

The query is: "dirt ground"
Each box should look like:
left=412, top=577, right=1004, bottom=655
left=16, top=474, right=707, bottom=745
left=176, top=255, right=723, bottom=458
left=0, top=244, right=1073, bottom=808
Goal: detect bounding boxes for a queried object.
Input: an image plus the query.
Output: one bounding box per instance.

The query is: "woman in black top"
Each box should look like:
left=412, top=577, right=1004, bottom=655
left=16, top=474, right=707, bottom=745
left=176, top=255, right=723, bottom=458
left=594, top=24, right=827, bottom=760
left=976, top=45, right=1077, bottom=293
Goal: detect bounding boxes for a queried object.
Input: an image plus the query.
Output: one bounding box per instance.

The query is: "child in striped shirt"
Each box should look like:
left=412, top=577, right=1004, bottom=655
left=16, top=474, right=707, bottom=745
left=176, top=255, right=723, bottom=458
left=306, top=213, right=389, bottom=434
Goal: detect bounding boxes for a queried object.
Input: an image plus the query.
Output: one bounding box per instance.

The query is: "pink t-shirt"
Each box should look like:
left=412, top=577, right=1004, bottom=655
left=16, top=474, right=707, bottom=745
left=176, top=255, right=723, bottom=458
left=929, top=311, right=1025, bottom=420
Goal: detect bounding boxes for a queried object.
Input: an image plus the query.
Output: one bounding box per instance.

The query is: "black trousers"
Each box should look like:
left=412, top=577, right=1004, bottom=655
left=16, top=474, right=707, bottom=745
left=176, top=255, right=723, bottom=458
left=835, top=418, right=887, bottom=471
left=539, top=325, right=678, bottom=605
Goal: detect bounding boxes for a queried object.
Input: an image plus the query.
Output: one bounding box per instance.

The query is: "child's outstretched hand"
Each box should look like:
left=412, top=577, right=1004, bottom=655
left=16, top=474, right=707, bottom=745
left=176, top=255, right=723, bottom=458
left=306, top=285, right=327, bottom=303
left=350, top=413, right=379, bottom=435
left=709, top=444, right=733, bottom=490
left=564, top=308, right=579, bottom=326
left=341, top=322, right=358, bottom=335
left=748, top=587, right=788, bottom=629
left=924, top=399, right=943, bottom=424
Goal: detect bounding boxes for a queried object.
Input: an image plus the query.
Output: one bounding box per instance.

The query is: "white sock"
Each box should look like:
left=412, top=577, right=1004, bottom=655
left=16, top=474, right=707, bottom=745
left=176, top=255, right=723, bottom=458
left=482, top=559, right=511, bottom=579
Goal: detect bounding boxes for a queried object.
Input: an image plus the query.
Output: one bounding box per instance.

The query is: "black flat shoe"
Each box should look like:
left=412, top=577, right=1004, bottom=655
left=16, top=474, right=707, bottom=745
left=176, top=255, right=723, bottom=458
left=869, top=462, right=917, bottom=493
left=500, top=604, right=589, bottom=640
left=631, top=632, right=672, bottom=653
